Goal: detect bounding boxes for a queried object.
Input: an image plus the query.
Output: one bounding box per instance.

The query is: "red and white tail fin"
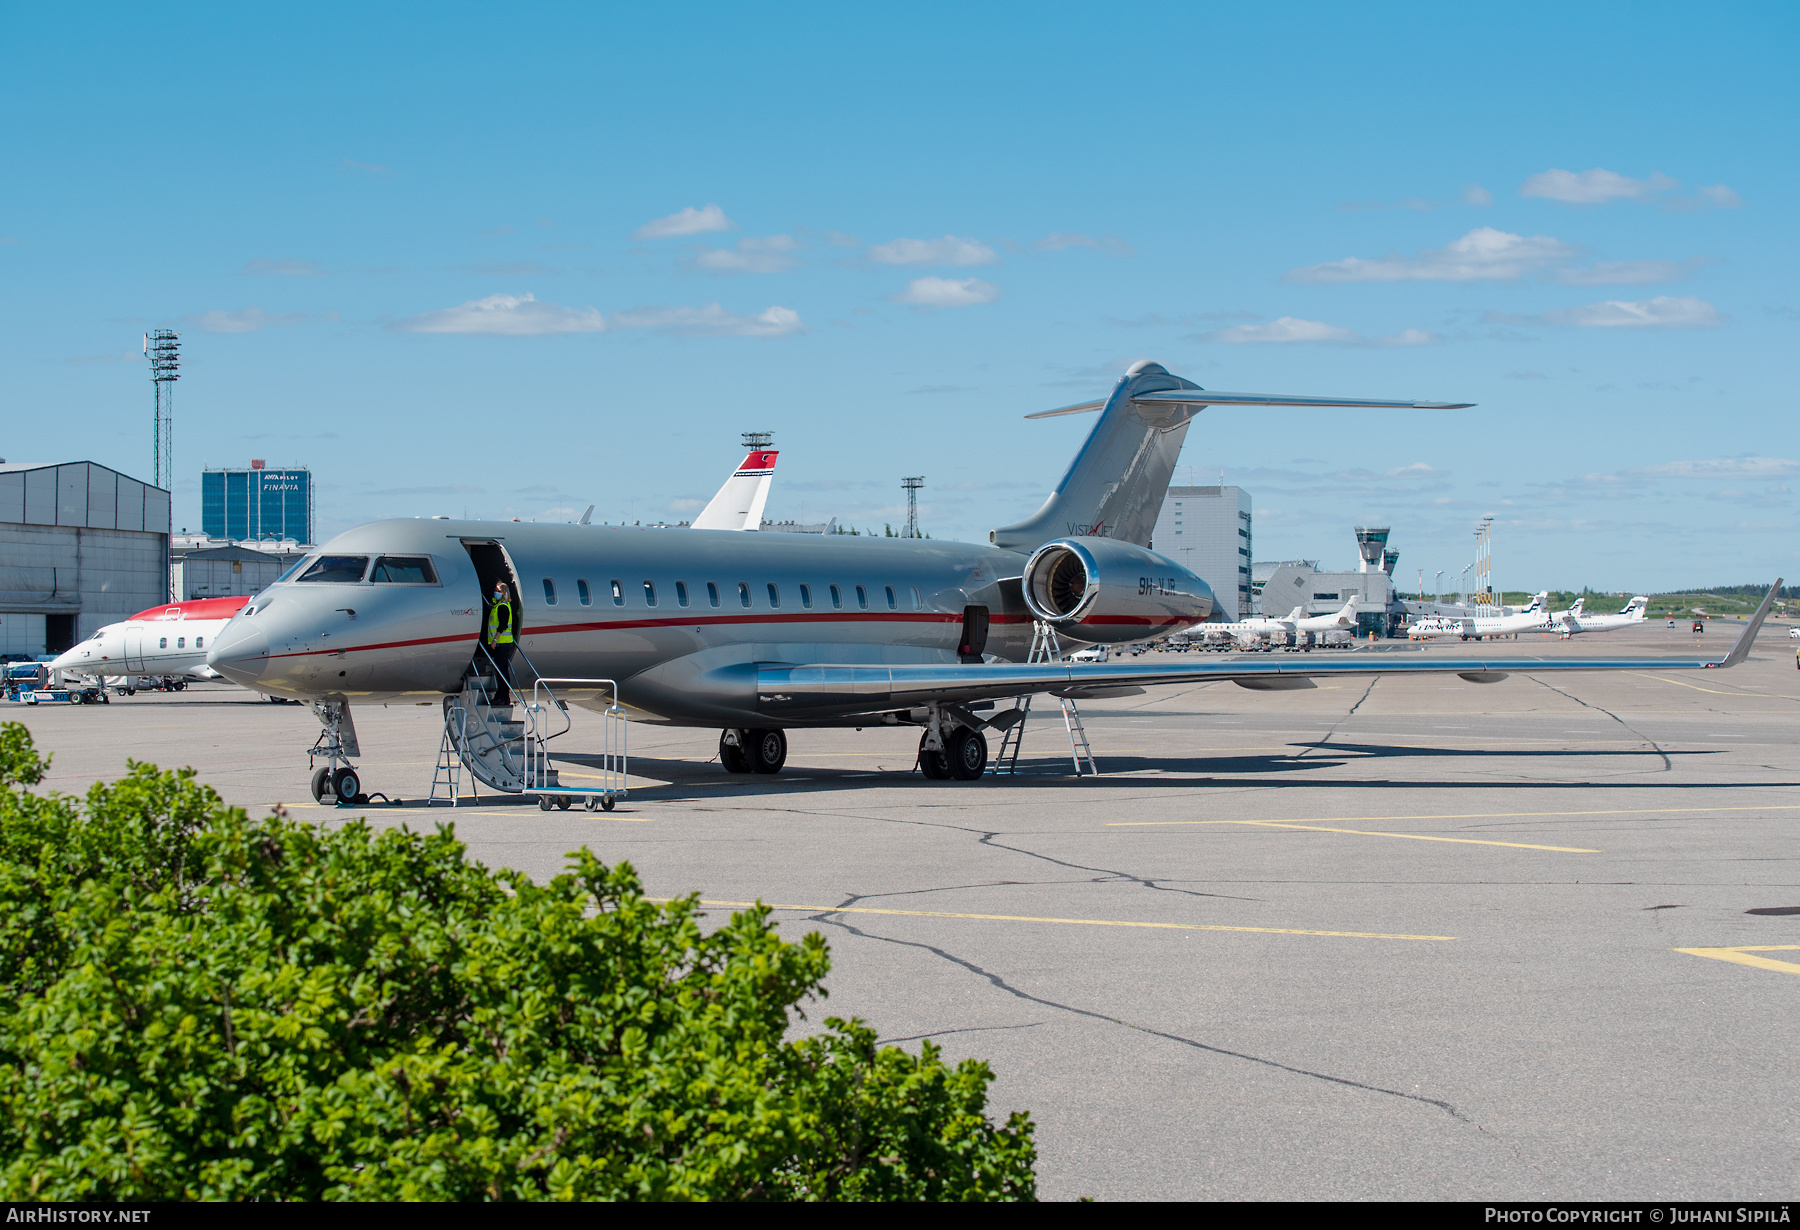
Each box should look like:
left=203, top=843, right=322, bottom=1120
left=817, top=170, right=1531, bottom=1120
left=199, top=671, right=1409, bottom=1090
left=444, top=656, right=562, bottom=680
left=690, top=449, right=779, bottom=531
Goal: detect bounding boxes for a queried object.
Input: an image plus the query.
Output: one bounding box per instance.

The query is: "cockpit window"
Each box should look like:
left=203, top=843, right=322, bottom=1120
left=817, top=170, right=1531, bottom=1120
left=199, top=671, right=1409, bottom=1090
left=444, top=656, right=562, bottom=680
left=370, top=555, right=438, bottom=584
left=275, top=556, right=315, bottom=584
left=296, top=555, right=370, bottom=584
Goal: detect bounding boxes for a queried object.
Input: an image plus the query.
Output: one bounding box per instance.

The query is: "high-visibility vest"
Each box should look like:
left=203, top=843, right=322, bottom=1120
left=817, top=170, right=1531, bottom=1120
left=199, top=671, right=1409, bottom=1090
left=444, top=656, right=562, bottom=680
left=487, top=599, right=515, bottom=645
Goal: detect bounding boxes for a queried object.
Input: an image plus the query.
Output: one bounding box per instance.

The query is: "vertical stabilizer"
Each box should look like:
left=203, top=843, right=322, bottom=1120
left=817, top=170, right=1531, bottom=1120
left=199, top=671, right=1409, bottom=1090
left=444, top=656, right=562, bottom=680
left=992, top=361, right=1202, bottom=551
left=691, top=449, right=779, bottom=531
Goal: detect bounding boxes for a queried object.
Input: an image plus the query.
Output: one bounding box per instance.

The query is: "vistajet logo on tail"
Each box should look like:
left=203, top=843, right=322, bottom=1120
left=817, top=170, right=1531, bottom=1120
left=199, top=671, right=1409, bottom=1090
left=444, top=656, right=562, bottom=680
left=1065, top=519, right=1112, bottom=537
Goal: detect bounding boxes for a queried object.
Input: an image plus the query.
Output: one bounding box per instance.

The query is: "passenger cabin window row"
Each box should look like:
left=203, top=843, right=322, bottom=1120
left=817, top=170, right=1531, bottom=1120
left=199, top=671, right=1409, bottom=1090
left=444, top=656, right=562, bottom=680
left=535, top=575, right=929, bottom=613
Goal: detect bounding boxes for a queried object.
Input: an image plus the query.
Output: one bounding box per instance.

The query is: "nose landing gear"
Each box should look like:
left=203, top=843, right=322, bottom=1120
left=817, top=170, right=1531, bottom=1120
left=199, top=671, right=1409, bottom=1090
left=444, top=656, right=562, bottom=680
left=308, top=699, right=369, bottom=805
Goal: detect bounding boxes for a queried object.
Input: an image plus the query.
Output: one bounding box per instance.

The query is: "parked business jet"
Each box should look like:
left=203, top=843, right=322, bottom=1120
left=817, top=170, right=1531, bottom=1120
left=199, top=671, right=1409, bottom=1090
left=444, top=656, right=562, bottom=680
left=690, top=446, right=778, bottom=531
left=205, top=359, right=1777, bottom=804
left=49, top=595, right=253, bottom=690
left=1554, top=595, right=1649, bottom=638
left=1408, top=592, right=1552, bottom=641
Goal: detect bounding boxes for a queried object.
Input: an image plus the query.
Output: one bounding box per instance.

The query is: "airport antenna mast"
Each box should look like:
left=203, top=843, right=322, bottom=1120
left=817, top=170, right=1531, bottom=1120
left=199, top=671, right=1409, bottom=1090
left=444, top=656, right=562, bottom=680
left=741, top=431, right=773, bottom=450
left=901, top=475, right=925, bottom=538
left=144, top=330, right=179, bottom=491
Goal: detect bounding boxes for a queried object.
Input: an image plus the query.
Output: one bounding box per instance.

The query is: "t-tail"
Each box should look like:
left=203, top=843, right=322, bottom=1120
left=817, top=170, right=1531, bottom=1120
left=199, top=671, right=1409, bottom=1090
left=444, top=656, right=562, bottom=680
left=991, top=360, right=1473, bottom=553
left=1623, top=596, right=1648, bottom=620
left=691, top=448, right=779, bottom=531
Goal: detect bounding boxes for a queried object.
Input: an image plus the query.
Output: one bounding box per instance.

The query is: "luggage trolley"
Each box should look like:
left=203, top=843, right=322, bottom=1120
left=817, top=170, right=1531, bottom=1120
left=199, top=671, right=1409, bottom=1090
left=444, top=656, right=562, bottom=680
left=522, top=677, right=628, bottom=812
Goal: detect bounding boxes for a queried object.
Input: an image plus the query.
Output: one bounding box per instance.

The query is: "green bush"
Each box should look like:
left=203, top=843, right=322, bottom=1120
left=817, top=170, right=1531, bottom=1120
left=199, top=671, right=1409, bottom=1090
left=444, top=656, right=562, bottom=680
left=0, top=723, right=1035, bottom=1200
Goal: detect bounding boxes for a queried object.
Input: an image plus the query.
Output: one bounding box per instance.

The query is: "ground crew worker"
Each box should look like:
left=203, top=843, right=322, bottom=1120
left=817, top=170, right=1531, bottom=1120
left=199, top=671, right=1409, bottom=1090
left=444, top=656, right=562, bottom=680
left=485, top=581, right=516, bottom=703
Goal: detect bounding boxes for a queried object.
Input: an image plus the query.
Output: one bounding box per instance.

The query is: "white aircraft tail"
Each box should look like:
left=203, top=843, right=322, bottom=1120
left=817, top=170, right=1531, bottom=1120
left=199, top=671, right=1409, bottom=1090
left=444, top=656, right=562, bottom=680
left=1568, top=597, right=1585, bottom=617
left=1623, top=596, right=1648, bottom=620
left=991, top=360, right=1473, bottom=552
left=691, top=448, right=779, bottom=531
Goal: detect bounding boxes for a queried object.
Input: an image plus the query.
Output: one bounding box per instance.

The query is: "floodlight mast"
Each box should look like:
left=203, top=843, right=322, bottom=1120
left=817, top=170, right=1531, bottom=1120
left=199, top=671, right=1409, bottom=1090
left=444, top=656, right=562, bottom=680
left=144, top=330, right=179, bottom=491
left=741, top=431, right=773, bottom=450
left=902, top=475, right=925, bottom=538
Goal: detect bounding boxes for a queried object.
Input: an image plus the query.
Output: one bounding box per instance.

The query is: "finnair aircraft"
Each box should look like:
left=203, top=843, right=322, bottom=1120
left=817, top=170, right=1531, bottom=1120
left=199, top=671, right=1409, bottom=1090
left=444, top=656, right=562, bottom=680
left=204, top=360, right=1777, bottom=804
left=50, top=596, right=250, bottom=690
left=1410, top=592, right=1552, bottom=641
left=1554, top=596, right=1649, bottom=638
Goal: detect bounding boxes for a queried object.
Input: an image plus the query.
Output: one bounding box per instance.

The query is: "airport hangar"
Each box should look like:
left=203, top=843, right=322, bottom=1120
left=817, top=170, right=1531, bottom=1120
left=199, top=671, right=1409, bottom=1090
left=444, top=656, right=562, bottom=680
left=0, top=461, right=171, bottom=658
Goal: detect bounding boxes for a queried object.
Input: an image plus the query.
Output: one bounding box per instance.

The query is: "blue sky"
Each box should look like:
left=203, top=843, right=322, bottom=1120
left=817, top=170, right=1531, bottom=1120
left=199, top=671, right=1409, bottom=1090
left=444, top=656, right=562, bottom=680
left=3, top=2, right=1794, bottom=592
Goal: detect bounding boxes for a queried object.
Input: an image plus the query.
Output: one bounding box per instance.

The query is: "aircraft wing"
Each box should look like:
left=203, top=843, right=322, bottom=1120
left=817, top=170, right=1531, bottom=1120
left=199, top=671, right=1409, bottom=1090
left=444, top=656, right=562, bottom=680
left=755, top=581, right=1779, bottom=718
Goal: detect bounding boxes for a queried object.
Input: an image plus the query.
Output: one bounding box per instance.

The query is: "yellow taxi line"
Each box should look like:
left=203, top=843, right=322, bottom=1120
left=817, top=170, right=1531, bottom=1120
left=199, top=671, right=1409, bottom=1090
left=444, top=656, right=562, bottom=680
left=1674, top=945, right=1800, bottom=977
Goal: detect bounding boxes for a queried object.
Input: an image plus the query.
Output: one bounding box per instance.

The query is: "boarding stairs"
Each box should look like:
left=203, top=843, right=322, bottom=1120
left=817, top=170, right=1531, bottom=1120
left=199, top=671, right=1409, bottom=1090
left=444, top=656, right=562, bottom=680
left=429, top=644, right=627, bottom=810
left=990, top=621, right=1097, bottom=777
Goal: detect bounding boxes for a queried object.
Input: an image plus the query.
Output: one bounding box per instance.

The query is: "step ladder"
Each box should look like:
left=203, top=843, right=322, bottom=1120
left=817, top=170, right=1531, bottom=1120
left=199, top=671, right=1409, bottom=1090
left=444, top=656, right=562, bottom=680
left=990, top=622, right=1098, bottom=777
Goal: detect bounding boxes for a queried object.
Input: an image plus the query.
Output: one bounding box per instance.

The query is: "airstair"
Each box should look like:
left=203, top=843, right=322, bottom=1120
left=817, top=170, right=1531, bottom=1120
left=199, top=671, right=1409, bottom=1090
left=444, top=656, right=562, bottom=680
left=991, top=621, right=1098, bottom=777
left=429, top=644, right=627, bottom=811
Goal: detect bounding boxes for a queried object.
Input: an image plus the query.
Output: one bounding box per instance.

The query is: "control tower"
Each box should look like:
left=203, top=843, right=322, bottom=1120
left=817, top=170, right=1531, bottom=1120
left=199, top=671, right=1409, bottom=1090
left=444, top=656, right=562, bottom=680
left=1354, top=525, right=1391, bottom=574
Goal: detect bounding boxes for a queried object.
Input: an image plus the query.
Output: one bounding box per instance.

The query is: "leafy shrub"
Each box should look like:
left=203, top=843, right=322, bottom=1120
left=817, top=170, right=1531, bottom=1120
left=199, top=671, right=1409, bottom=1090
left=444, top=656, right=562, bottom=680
left=0, top=723, right=1035, bottom=1200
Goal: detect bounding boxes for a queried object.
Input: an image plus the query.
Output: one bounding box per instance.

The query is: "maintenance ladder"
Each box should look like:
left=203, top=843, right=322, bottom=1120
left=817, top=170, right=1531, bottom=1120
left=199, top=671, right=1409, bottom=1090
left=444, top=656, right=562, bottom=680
left=991, top=621, right=1097, bottom=777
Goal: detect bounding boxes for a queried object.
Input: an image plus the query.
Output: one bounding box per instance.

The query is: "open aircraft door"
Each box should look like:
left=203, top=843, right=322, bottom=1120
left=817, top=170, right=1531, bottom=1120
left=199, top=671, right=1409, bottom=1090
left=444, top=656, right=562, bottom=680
left=124, top=627, right=145, bottom=673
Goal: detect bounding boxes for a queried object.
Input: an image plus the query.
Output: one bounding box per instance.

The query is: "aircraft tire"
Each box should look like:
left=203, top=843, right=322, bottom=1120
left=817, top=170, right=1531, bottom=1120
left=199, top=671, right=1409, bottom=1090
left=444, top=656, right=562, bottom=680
left=719, top=730, right=752, bottom=773
left=309, top=766, right=332, bottom=803
left=748, top=727, right=787, bottom=774
left=332, top=766, right=361, bottom=804
left=946, top=727, right=988, bottom=781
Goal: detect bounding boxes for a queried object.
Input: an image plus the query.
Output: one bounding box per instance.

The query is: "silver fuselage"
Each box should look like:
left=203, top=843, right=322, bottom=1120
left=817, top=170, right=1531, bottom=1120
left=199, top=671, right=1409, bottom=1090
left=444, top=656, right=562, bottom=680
left=207, top=520, right=1214, bottom=726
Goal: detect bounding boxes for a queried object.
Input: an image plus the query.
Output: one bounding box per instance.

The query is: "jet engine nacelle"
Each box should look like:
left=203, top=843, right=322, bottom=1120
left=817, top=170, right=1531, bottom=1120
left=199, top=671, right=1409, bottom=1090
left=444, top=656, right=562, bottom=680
left=1020, top=537, right=1214, bottom=644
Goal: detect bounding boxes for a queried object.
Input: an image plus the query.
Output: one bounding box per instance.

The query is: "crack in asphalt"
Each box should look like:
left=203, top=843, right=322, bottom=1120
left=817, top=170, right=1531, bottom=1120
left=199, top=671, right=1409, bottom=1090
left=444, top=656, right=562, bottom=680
left=1530, top=678, right=1673, bottom=773
left=813, top=914, right=1472, bottom=1124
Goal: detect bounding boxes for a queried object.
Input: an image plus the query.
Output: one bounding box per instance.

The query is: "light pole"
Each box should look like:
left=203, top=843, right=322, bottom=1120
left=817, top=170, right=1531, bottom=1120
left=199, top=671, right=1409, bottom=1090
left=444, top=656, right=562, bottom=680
left=1458, top=564, right=1474, bottom=604
left=1434, top=570, right=1444, bottom=604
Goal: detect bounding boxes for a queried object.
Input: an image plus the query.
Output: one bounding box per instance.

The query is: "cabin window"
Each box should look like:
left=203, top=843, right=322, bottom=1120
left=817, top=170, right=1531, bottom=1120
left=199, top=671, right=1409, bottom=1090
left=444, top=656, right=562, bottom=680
left=543, top=578, right=558, bottom=605
left=911, top=586, right=922, bottom=610
left=177, top=637, right=186, bottom=649
left=576, top=579, right=591, bottom=605
left=855, top=585, right=868, bottom=609
left=706, top=582, right=720, bottom=608
left=159, top=637, right=167, bottom=649
left=885, top=586, right=897, bottom=609
left=195, top=637, right=204, bottom=648
left=738, top=582, right=752, bottom=608
left=767, top=583, right=781, bottom=608
left=644, top=581, right=657, bottom=607
left=799, top=583, right=812, bottom=608
left=297, top=555, right=368, bottom=584
left=676, top=581, right=690, bottom=607
left=611, top=579, right=624, bottom=606
left=371, top=556, right=438, bottom=584
left=829, top=584, right=842, bottom=609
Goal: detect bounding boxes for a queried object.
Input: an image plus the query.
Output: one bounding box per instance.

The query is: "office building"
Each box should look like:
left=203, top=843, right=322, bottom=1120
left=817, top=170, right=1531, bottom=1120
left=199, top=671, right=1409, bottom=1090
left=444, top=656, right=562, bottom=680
left=201, top=461, right=313, bottom=545
left=1150, top=486, right=1253, bottom=620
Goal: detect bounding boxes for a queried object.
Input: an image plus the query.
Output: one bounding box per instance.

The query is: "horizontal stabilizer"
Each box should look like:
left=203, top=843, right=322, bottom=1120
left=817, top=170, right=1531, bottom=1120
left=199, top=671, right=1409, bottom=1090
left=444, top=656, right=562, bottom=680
left=1025, top=390, right=1473, bottom=418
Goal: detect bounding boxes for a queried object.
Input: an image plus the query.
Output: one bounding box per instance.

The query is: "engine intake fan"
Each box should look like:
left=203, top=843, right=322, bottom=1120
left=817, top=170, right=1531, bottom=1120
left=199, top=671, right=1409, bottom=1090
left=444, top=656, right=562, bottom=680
left=1020, top=537, right=1215, bottom=644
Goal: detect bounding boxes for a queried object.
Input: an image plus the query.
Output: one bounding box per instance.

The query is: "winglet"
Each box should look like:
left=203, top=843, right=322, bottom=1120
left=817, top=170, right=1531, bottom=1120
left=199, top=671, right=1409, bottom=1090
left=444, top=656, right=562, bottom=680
left=1712, top=578, right=1783, bottom=669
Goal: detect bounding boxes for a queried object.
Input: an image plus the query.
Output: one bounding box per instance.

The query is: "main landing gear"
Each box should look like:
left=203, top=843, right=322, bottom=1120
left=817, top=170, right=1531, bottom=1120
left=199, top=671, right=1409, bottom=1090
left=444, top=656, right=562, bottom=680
left=919, top=725, right=988, bottom=781
left=720, top=727, right=787, bottom=774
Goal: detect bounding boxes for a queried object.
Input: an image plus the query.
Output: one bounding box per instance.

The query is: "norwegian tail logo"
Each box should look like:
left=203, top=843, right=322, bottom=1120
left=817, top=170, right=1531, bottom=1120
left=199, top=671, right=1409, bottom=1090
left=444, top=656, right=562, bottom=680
left=691, top=449, right=779, bottom=531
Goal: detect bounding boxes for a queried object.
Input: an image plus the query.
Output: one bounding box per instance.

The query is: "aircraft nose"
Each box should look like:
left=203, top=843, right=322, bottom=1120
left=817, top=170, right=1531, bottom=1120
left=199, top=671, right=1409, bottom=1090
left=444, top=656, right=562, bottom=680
left=208, top=620, right=270, bottom=686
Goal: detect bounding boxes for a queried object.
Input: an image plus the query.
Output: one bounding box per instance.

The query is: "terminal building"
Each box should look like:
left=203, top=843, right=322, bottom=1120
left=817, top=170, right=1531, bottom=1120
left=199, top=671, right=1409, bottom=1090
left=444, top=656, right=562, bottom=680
left=1252, top=526, right=1408, bottom=636
left=0, top=461, right=171, bottom=657
left=201, top=461, right=313, bottom=545
left=1149, top=485, right=1253, bottom=620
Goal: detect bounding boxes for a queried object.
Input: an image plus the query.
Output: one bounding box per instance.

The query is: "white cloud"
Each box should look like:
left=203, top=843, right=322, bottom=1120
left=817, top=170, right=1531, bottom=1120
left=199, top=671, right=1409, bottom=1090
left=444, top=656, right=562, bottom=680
left=1635, top=457, right=1798, bottom=479
left=868, top=235, right=998, bottom=266
left=1283, top=227, right=1575, bottom=283
left=240, top=258, right=324, bottom=277
left=1035, top=232, right=1133, bottom=257
left=892, top=276, right=1000, bottom=308
left=1461, top=184, right=1494, bottom=207
left=1698, top=184, right=1743, bottom=209
left=633, top=204, right=735, bottom=240
left=187, top=307, right=323, bottom=333
left=1199, top=316, right=1436, bottom=347
left=692, top=235, right=800, bottom=274
left=1549, top=259, right=1708, bottom=286
left=1519, top=168, right=1678, bottom=204
left=1543, top=295, right=1723, bottom=329
left=1386, top=462, right=1440, bottom=478
left=1204, top=317, right=1358, bottom=344
left=609, top=303, right=804, bottom=337
left=396, top=292, right=606, bottom=335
